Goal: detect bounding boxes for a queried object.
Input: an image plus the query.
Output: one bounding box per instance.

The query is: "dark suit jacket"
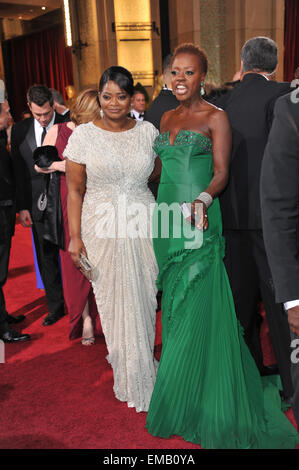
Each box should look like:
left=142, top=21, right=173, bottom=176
left=62, top=110, right=70, bottom=122
left=260, top=91, right=299, bottom=303
left=144, top=89, right=179, bottom=131
left=11, top=112, right=66, bottom=221
left=214, top=74, right=290, bottom=230
left=0, top=141, right=14, bottom=204
left=0, top=141, right=16, bottom=243
left=144, top=89, right=179, bottom=199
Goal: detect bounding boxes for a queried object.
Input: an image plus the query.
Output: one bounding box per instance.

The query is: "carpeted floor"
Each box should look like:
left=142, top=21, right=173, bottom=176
left=0, top=222, right=297, bottom=449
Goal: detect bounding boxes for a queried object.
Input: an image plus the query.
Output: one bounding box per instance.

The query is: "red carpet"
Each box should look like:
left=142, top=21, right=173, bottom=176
left=0, top=222, right=297, bottom=449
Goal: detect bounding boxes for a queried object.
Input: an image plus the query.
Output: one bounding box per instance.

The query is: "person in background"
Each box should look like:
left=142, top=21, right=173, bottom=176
left=144, top=54, right=179, bottom=132
left=34, top=88, right=101, bottom=345
left=130, top=89, right=146, bottom=121
left=144, top=54, right=179, bottom=201
left=213, top=37, right=293, bottom=400
left=0, top=99, right=30, bottom=343
left=261, top=90, right=299, bottom=429
left=11, top=84, right=66, bottom=327
left=50, top=88, right=70, bottom=122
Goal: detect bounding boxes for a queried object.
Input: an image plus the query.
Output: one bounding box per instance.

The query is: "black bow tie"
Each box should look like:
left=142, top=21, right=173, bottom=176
left=139, top=113, right=144, bottom=119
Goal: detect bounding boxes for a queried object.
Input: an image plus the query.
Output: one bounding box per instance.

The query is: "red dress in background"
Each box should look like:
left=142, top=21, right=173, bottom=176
left=56, top=122, right=101, bottom=339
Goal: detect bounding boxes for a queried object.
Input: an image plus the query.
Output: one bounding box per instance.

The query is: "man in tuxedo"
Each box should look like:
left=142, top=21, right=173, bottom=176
left=130, top=90, right=146, bottom=121
left=215, top=37, right=293, bottom=398
left=11, top=85, right=67, bottom=327
left=144, top=54, right=179, bottom=199
left=50, top=88, right=70, bottom=122
left=261, top=90, right=299, bottom=425
left=144, top=54, right=179, bottom=131
left=0, top=99, right=31, bottom=342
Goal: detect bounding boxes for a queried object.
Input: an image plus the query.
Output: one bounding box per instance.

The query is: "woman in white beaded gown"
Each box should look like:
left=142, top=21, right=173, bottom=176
left=63, top=67, right=160, bottom=412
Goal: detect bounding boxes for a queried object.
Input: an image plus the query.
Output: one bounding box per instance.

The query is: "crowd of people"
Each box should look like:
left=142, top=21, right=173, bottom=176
left=0, top=35, right=299, bottom=448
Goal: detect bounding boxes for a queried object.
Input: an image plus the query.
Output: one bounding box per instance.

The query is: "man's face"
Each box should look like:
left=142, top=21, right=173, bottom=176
left=131, top=93, right=146, bottom=114
left=28, top=101, right=54, bottom=127
left=0, top=100, right=12, bottom=130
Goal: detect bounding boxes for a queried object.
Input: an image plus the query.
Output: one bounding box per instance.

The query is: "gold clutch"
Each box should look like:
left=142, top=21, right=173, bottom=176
left=78, top=253, right=94, bottom=281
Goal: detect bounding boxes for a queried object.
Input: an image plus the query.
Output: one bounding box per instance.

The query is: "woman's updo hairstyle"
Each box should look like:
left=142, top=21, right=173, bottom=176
left=171, top=43, right=208, bottom=76
left=99, top=66, right=134, bottom=97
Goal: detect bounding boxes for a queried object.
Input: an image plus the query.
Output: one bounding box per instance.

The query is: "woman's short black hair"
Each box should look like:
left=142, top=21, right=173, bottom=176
left=99, top=66, right=134, bottom=97
left=172, top=43, right=208, bottom=76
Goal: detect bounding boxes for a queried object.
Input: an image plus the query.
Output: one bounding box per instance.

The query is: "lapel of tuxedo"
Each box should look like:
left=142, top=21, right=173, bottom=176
left=25, top=119, right=37, bottom=152
left=54, top=112, right=65, bottom=124
left=19, top=119, right=37, bottom=175
left=20, top=119, right=36, bottom=155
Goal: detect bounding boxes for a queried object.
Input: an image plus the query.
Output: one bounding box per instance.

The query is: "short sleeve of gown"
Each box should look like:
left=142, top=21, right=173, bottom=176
left=63, top=125, right=86, bottom=165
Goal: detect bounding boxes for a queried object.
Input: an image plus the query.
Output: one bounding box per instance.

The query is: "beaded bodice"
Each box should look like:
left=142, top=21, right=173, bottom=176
left=153, top=130, right=214, bottom=188
left=153, top=130, right=212, bottom=154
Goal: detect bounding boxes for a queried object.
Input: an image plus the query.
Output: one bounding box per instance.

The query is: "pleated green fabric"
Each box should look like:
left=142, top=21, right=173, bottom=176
left=146, top=130, right=299, bottom=449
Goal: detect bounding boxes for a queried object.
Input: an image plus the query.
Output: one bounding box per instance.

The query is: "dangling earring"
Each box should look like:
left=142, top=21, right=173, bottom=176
left=97, top=93, right=104, bottom=118
left=200, top=81, right=205, bottom=96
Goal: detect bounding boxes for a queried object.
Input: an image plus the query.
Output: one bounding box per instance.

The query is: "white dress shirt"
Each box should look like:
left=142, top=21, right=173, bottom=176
left=284, top=300, right=299, bottom=311
left=131, top=109, right=144, bottom=121
left=34, top=112, right=56, bottom=147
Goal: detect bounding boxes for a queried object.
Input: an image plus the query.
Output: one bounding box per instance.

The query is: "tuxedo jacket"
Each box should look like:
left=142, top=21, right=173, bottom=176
left=261, top=91, right=299, bottom=303
left=143, top=89, right=179, bottom=199
left=0, top=141, right=16, bottom=243
left=128, top=109, right=144, bottom=120
left=214, top=74, right=290, bottom=230
left=0, top=141, right=14, bottom=204
left=144, top=89, right=179, bottom=131
left=11, top=112, right=66, bottom=221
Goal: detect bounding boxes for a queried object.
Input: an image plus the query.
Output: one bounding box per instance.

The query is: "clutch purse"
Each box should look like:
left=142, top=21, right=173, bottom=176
left=78, top=253, right=94, bottom=281
left=33, top=146, right=61, bottom=212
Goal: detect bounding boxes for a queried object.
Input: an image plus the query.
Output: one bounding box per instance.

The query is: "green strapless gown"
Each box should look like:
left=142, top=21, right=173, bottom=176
left=146, top=130, right=298, bottom=449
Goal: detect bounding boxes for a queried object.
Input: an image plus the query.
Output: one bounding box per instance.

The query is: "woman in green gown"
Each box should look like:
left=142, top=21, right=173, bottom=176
left=146, top=43, right=298, bottom=449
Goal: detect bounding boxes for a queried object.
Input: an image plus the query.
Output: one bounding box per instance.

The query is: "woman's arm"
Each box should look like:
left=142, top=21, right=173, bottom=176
left=34, top=161, right=66, bottom=174
left=204, top=109, right=231, bottom=198
left=66, top=159, right=87, bottom=266
left=192, top=109, right=232, bottom=230
left=35, top=125, right=66, bottom=174
left=149, top=156, right=161, bottom=182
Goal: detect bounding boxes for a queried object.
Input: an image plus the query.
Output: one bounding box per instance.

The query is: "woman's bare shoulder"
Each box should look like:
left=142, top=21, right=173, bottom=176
left=160, top=108, right=178, bottom=132
left=67, top=121, right=76, bottom=131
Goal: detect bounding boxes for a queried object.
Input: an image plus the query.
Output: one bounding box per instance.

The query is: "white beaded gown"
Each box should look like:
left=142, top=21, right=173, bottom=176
left=64, top=120, right=159, bottom=412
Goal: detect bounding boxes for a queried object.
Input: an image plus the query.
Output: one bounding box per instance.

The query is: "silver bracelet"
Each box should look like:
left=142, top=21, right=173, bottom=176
left=196, top=192, right=213, bottom=208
